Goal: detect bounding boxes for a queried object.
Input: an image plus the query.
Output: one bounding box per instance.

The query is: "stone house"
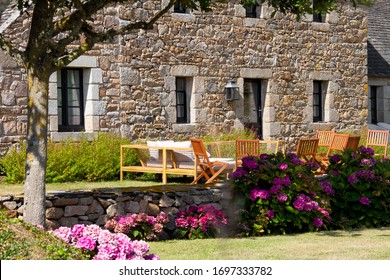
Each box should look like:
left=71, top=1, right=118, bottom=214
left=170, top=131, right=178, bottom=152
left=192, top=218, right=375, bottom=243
left=0, top=1, right=368, bottom=156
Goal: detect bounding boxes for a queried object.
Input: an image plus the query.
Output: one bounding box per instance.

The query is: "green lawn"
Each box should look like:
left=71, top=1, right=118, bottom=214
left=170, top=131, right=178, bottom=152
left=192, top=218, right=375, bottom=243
left=150, top=228, right=390, bottom=260
left=0, top=179, right=170, bottom=196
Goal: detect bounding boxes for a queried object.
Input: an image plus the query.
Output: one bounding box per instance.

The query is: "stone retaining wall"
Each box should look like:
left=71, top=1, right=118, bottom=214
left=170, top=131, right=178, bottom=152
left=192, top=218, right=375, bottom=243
left=0, top=185, right=232, bottom=234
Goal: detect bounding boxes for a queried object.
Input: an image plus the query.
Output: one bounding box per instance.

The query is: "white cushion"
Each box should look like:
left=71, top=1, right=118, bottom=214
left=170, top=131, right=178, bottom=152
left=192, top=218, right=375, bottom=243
left=147, top=140, right=175, bottom=160
left=170, top=141, right=195, bottom=162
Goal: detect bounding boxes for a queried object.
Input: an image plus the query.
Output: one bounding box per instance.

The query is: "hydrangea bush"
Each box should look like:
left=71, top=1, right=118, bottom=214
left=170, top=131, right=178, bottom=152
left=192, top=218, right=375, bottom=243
left=324, top=146, right=390, bottom=229
left=50, top=224, right=159, bottom=260
left=229, top=152, right=333, bottom=236
left=104, top=212, right=169, bottom=241
left=175, top=205, right=228, bottom=239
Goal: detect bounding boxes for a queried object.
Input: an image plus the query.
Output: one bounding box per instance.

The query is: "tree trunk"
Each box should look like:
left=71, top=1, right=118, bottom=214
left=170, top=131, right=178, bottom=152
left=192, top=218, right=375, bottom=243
left=23, top=68, right=50, bottom=227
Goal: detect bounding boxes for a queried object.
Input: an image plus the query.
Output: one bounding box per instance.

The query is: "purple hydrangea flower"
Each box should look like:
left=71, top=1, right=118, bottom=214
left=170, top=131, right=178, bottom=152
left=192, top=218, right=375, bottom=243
left=312, top=217, right=323, bottom=228
left=276, top=193, right=288, bottom=202
left=320, top=181, right=335, bottom=196
left=242, top=157, right=259, bottom=169
left=279, top=163, right=288, bottom=170
left=267, top=210, right=275, bottom=219
left=348, top=174, right=358, bottom=184
left=229, top=168, right=249, bottom=179
left=293, top=198, right=306, bottom=211
left=355, top=170, right=376, bottom=180
left=358, top=146, right=375, bottom=156
left=359, top=197, right=371, bottom=205
left=360, top=158, right=376, bottom=167
left=330, top=154, right=341, bottom=163
left=249, top=189, right=270, bottom=201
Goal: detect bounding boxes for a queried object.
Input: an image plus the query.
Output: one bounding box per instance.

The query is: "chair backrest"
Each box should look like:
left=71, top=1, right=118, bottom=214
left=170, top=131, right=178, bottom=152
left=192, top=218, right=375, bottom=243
left=296, top=138, right=319, bottom=162
left=315, top=130, right=335, bottom=147
left=190, top=138, right=211, bottom=166
left=366, top=129, right=389, bottom=157
left=235, top=139, right=261, bottom=168
left=326, top=133, right=350, bottom=157
left=345, top=136, right=361, bottom=151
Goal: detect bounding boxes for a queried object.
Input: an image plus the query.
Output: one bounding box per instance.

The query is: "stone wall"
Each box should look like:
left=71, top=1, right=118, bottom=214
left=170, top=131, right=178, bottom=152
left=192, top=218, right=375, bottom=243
left=0, top=2, right=368, bottom=156
left=0, top=185, right=231, bottom=235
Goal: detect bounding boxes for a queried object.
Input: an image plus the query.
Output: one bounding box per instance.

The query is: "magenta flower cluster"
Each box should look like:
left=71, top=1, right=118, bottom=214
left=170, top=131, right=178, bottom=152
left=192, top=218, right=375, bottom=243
left=292, top=194, right=329, bottom=228
left=50, top=224, right=159, bottom=260
left=175, top=205, right=227, bottom=239
left=230, top=152, right=333, bottom=235
left=104, top=212, right=169, bottom=241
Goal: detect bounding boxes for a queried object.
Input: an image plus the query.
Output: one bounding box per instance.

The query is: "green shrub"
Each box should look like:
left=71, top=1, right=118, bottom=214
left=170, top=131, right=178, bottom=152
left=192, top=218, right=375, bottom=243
left=0, top=143, right=26, bottom=184
left=1, top=133, right=139, bottom=184
left=324, top=146, right=390, bottom=229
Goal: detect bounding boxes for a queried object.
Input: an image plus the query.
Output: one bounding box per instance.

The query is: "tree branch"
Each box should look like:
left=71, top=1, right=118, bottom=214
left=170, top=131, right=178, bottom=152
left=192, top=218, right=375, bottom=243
left=54, top=0, right=177, bottom=69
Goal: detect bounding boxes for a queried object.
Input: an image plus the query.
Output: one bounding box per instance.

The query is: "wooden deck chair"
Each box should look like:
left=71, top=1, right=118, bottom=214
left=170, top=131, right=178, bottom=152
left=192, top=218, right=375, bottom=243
left=190, top=138, right=233, bottom=184
left=296, top=138, right=320, bottom=163
left=345, top=136, right=361, bottom=151
left=366, top=129, right=389, bottom=158
left=317, top=133, right=350, bottom=169
left=315, top=130, right=335, bottom=156
left=326, top=133, right=350, bottom=157
left=235, top=139, right=261, bottom=169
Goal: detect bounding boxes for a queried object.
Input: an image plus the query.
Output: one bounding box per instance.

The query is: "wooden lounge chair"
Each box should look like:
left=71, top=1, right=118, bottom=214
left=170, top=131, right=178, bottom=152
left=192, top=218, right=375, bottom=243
left=296, top=138, right=320, bottom=163
left=235, top=139, right=261, bottom=169
left=366, top=129, right=389, bottom=158
left=190, top=138, right=235, bottom=184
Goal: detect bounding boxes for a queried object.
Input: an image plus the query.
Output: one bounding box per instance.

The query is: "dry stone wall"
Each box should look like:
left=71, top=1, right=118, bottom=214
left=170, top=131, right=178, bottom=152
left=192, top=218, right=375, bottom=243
left=0, top=185, right=230, bottom=235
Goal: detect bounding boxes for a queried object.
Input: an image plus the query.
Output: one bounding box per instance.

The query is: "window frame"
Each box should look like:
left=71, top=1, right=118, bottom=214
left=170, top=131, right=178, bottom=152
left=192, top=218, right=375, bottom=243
left=312, top=0, right=326, bottom=23
left=313, top=80, right=323, bottom=123
left=244, top=4, right=258, bottom=18
left=57, top=68, right=85, bottom=132
left=174, top=0, right=187, bottom=14
left=370, top=86, right=378, bottom=124
left=176, top=77, right=188, bottom=124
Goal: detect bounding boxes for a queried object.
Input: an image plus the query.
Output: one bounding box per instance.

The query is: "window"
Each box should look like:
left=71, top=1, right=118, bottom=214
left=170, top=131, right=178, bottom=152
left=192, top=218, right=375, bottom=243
left=244, top=79, right=263, bottom=138
left=176, top=77, right=189, bottom=123
left=313, top=81, right=323, bottom=122
left=174, top=0, right=187, bottom=13
left=370, top=86, right=378, bottom=124
left=244, top=4, right=258, bottom=18
left=312, top=0, right=326, bottom=23
left=57, top=69, right=84, bottom=132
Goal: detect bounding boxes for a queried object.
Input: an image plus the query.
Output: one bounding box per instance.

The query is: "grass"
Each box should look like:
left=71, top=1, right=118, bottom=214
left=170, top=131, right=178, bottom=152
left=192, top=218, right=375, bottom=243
left=150, top=228, right=390, bottom=260
left=1, top=205, right=388, bottom=260
left=1, top=176, right=389, bottom=260
left=0, top=178, right=180, bottom=196
left=0, top=210, right=88, bottom=260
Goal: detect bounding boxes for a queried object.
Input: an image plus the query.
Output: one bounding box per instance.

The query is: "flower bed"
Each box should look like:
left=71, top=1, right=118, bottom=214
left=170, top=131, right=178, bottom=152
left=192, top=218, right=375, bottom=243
left=324, top=146, right=390, bottom=229
left=229, top=152, right=333, bottom=236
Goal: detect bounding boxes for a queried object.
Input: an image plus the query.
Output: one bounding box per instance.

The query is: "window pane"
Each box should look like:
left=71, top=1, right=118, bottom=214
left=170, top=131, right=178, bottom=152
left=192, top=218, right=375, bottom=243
left=244, top=81, right=259, bottom=123
left=313, top=107, right=320, bottom=117
left=58, top=109, right=62, bottom=125
left=67, top=70, right=80, bottom=87
left=313, top=94, right=320, bottom=106
left=176, top=78, right=185, bottom=91
left=177, top=92, right=185, bottom=104
left=177, top=106, right=185, bottom=118
left=68, top=108, right=81, bottom=125
left=67, top=89, right=81, bottom=107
